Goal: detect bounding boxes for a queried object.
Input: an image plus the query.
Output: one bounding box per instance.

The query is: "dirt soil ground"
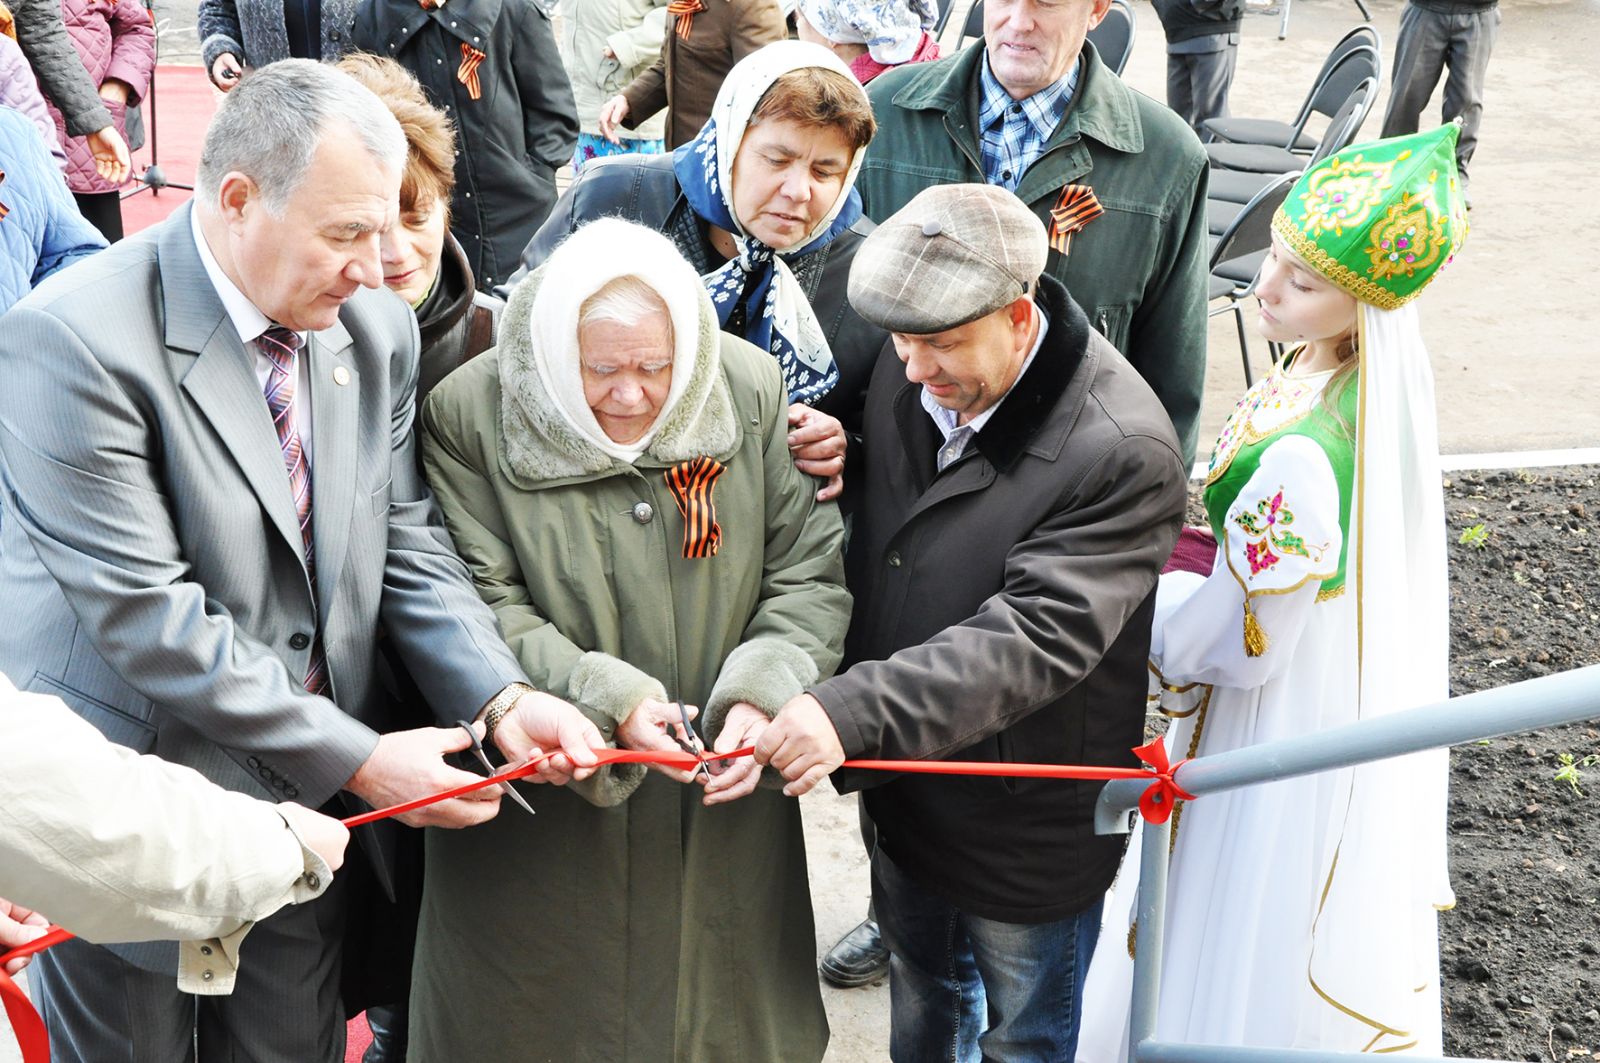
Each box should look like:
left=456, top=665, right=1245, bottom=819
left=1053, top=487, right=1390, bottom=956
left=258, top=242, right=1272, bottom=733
left=1439, top=467, right=1600, bottom=1062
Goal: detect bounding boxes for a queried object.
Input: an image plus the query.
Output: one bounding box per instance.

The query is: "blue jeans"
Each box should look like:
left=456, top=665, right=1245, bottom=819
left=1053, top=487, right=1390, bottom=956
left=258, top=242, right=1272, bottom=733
left=873, top=849, right=1103, bottom=1063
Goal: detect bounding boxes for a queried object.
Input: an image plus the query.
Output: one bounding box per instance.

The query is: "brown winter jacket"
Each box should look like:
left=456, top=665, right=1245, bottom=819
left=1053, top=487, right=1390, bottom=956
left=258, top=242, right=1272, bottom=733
left=812, top=273, right=1188, bottom=923
left=618, top=0, right=785, bottom=148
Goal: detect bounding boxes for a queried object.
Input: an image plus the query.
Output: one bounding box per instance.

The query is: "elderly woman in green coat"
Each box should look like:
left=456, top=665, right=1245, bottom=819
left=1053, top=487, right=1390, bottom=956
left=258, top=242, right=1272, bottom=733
left=411, top=216, right=850, bottom=1062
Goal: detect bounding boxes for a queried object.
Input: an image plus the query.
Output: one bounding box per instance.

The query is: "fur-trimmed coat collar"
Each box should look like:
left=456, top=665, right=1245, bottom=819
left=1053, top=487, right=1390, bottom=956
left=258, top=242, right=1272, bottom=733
left=495, top=265, right=739, bottom=488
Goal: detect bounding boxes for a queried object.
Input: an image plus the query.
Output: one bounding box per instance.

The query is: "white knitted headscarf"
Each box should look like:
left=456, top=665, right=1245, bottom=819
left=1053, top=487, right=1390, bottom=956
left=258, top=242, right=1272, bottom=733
left=527, top=218, right=712, bottom=462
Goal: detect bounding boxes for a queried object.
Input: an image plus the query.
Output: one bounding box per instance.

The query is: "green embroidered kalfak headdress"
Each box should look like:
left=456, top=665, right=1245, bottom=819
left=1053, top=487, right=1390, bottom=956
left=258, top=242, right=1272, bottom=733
left=1271, top=123, right=1468, bottom=311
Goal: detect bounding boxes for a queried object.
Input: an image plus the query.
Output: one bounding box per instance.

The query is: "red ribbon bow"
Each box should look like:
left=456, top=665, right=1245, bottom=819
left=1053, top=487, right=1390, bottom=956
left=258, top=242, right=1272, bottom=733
left=457, top=43, right=486, bottom=101
left=1131, top=735, right=1195, bottom=825
left=1048, top=184, right=1104, bottom=256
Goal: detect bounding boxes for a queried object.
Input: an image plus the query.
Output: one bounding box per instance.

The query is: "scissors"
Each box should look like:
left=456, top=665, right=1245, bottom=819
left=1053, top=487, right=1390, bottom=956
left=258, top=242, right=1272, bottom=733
left=667, top=700, right=719, bottom=781
left=456, top=719, right=538, bottom=817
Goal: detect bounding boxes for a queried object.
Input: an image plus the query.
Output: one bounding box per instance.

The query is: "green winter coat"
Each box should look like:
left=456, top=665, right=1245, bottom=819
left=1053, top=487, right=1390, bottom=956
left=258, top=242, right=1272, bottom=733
left=409, top=266, right=850, bottom=1062
left=856, top=40, right=1212, bottom=464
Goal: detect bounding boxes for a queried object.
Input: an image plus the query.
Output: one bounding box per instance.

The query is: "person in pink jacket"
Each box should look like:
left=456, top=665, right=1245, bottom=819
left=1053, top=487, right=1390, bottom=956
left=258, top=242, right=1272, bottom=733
left=41, top=0, right=153, bottom=241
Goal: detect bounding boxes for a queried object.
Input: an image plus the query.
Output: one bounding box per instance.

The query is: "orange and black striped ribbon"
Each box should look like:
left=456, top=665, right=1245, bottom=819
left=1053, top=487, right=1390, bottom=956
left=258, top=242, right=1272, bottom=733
left=0, top=169, right=9, bottom=223
left=666, top=0, right=706, bottom=39
left=457, top=43, right=486, bottom=100
left=1048, top=184, right=1104, bottom=255
left=664, top=457, right=726, bottom=559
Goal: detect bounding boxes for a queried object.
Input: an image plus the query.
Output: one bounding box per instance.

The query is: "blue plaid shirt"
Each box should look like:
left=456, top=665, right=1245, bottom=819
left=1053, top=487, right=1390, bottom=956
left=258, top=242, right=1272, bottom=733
left=977, top=55, right=1080, bottom=192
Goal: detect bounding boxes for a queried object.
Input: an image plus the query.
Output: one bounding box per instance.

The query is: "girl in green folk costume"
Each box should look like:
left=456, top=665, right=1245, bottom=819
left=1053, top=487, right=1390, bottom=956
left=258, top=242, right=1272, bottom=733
left=1078, top=123, right=1468, bottom=1058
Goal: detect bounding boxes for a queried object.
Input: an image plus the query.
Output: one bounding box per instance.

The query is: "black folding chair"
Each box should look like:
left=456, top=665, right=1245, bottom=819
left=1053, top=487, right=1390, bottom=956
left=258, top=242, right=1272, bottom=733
left=1207, top=171, right=1299, bottom=385
left=955, top=0, right=985, bottom=48
left=1206, top=67, right=1378, bottom=175
left=1203, top=25, right=1380, bottom=150
left=1086, top=0, right=1136, bottom=77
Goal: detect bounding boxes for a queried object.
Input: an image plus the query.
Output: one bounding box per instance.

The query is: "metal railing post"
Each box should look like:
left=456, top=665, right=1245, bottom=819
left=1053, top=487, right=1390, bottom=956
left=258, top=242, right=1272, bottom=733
left=1127, top=814, right=1171, bottom=1062
left=1095, top=664, right=1600, bottom=1063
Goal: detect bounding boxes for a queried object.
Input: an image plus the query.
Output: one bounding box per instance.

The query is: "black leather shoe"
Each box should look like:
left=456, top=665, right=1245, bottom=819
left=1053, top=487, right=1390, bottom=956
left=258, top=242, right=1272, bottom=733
left=363, top=1004, right=409, bottom=1063
left=819, top=919, right=889, bottom=988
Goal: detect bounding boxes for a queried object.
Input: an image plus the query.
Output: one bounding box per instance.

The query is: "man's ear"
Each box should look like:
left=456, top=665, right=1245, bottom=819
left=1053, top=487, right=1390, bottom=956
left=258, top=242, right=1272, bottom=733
left=1088, top=0, right=1114, bottom=30
left=216, top=171, right=259, bottom=229
left=1007, top=295, right=1035, bottom=353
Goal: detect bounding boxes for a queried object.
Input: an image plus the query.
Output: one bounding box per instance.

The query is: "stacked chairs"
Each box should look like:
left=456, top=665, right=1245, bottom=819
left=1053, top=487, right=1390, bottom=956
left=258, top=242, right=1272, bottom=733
left=1201, top=25, right=1383, bottom=384
left=1087, top=0, right=1136, bottom=76
left=1205, top=39, right=1380, bottom=176
left=1207, top=172, right=1298, bottom=385
left=1203, top=25, right=1380, bottom=150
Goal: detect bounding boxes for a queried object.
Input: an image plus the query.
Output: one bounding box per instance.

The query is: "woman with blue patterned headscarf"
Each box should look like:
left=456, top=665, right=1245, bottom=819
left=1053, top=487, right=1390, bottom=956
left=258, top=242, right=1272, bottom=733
left=508, top=40, right=883, bottom=502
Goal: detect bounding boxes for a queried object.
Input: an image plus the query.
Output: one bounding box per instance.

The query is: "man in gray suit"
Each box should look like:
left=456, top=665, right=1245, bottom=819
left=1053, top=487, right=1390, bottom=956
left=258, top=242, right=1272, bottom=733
left=0, top=60, right=602, bottom=1061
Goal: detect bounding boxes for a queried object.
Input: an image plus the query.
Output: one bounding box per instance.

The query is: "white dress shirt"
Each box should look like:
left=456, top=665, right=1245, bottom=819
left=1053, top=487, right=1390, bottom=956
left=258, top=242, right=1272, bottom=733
left=190, top=209, right=314, bottom=461
left=921, top=306, right=1049, bottom=472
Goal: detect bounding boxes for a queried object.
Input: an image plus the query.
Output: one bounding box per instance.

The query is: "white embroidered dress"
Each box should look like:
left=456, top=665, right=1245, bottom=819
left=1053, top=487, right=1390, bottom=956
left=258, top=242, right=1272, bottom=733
left=1078, top=314, right=1452, bottom=1059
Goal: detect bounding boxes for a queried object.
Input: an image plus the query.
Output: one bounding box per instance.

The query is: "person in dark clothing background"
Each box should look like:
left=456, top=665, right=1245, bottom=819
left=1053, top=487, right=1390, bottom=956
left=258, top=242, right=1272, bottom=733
left=199, top=0, right=360, bottom=89
left=1380, top=0, right=1498, bottom=206
left=353, top=0, right=579, bottom=292
left=1153, top=0, right=1245, bottom=134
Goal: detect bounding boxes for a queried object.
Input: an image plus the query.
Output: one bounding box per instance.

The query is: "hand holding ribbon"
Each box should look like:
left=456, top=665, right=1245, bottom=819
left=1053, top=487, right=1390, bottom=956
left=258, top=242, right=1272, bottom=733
left=1, top=734, right=1193, bottom=1063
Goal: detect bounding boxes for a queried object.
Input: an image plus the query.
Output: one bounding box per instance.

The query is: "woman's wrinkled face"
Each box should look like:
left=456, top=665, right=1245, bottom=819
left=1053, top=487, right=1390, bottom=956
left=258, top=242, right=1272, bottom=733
left=1254, top=234, right=1359, bottom=348
left=380, top=193, right=449, bottom=307
left=579, top=311, right=675, bottom=444
left=729, top=116, right=854, bottom=251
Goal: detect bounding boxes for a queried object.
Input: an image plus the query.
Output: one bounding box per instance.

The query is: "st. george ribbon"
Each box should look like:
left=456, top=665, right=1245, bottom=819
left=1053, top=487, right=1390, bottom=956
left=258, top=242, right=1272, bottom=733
left=0, top=738, right=1192, bottom=1062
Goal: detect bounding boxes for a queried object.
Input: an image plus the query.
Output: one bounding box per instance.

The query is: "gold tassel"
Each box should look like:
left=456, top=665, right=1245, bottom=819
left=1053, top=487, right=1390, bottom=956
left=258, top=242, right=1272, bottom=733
left=1127, top=920, right=1138, bottom=959
left=1243, top=602, right=1268, bottom=657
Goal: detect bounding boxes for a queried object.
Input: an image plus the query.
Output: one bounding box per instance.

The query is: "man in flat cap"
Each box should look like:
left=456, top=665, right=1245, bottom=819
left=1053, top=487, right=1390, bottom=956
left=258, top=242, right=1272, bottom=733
left=748, top=184, right=1187, bottom=1061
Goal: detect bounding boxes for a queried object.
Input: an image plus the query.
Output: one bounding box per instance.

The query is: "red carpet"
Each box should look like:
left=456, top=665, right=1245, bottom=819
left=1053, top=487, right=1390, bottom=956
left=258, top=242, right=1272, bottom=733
left=120, top=64, right=216, bottom=235
left=346, top=1012, right=372, bottom=1062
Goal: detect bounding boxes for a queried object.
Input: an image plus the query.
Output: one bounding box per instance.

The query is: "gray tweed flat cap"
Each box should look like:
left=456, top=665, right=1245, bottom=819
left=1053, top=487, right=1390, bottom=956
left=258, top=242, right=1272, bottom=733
left=848, top=183, right=1048, bottom=334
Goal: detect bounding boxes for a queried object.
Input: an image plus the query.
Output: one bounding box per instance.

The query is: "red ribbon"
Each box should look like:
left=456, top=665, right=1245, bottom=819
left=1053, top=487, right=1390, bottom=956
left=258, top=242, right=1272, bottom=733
left=1, top=926, right=72, bottom=1063
left=1, top=737, right=1190, bottom=1060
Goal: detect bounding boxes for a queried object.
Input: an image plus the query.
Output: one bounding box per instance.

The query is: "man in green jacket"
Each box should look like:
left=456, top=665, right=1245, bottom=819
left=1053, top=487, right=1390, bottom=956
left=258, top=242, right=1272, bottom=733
left=821, top=0, right=1209, bottom=990
left=855, top=0, right=1208, bottom=463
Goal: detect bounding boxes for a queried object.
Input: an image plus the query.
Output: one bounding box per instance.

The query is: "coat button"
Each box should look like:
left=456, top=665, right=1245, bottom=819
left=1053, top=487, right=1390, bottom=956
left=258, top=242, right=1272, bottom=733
left=201, top=970, right=214, bottom=982
left=887, top=551, right=902, bottom=568
left=632, top=502, right=654, bottom=524
left=289, top=632, right=311, bottom=650
left=200, top=945, right=213, bottom=956
left=305, top=873, right=321, bottom=890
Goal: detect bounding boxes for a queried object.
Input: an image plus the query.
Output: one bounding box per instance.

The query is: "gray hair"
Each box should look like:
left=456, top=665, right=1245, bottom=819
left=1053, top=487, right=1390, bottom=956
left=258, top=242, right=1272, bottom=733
left=578, top=275, right=673, bottom=332
left=195, top=59, right=408, bottom=217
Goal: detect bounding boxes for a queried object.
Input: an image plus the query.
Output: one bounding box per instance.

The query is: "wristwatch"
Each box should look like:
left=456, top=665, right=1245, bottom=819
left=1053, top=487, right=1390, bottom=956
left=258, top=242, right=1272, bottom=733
left=481, top=682, right=535, bottom=742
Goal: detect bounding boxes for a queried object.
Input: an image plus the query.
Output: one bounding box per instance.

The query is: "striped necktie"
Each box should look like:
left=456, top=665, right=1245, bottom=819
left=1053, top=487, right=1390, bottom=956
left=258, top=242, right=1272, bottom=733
left=257, top=326, right=330, bottom=696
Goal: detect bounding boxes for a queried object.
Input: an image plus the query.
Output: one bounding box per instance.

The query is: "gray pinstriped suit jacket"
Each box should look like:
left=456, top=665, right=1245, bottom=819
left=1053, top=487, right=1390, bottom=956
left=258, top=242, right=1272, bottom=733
left=0, top=204, right=525, bottom=871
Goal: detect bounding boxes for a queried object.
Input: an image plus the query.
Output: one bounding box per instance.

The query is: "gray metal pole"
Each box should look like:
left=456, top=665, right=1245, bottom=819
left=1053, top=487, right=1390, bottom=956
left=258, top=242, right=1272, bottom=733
left=1127, top=815, right=1172, bottom=1061
left=1099, top=664, right=1600, bottom=828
